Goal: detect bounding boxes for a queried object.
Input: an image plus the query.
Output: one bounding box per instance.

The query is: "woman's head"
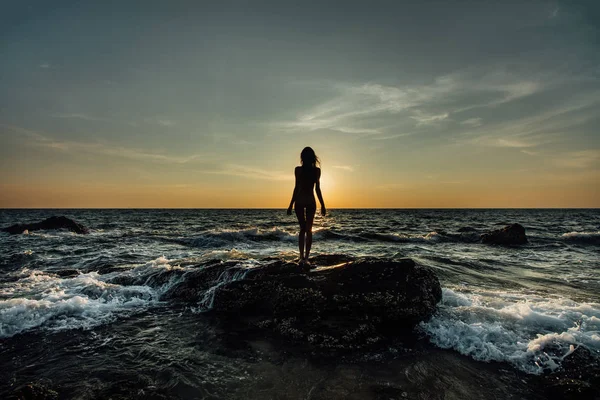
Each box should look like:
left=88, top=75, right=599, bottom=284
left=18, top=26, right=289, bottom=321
left=300, top=147, right=319, bottom=168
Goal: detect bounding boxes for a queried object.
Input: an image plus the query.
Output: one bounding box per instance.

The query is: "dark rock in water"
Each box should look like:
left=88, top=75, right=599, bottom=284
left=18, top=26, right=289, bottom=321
left=481, top=223, right=528, bottom=245
left=9, top=381, right=58, bottom=400
left=1, top=216, right=89, bottom=235
left=52, top=269, right=80, bottom=278
left=162, top=261, right=245, bottom=302
left=541, top=346, right=600, bottom=400
left=164, top=257, right=442, bottom=351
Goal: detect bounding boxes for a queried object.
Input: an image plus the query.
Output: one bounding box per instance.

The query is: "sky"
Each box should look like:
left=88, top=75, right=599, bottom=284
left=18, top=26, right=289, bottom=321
left=0, top=0, right=598, bottom=208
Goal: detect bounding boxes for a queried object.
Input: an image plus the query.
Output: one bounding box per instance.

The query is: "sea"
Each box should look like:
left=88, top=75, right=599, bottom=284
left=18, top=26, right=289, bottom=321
left=1, top=209, right=599, bottom=399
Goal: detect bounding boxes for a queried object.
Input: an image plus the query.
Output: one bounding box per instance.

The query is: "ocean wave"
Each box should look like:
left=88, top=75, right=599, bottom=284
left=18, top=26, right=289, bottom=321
left=361, top=231, right=447, bottom=243
left=0, top=257, right=183, bottom=338
left=561, top=231, right=600, bottom=245
left=420, top=287, right=600, bottom=375
left=183, top=227, right=296, bottom=247
left=177, top=226, right=466, bottom=248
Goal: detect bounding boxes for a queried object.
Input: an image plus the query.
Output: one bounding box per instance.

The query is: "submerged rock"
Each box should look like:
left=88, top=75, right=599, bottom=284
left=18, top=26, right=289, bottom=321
left=9, top=381, right=59, bottom=400
left=164, top=256, right=442, bottom=351
left=481, top=223, right=528, bottom=245
left=1, top=216, right=89, bottom=235
left=541, top=346, right=600, bottom=400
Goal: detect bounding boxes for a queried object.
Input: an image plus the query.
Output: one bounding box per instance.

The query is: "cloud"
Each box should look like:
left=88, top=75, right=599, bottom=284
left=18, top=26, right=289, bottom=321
left=410, top=111, right=449, bottom=126
left=4, top=125, right=204, bottom=164
left=332, top=165, right=354, bottom=172
left=156, top=119, right=176, bottom=127
left=521, top=149, right=539, bottom=156
left=39, top=63, right=51, bottom=69
left=141, top=117, right=177, bottom=127
left=275, top=67, right=544, bottom=136
left=460, top=117, right=483, bottom=127
left=461, top=90, right=600, bottom=150
left=554, top=150, right=600, bottom=169
left=208, top=164, right=291, bottom=181
left=495, top=138, right=539, bottom=148
left=52, top=113, right=106, bottom=122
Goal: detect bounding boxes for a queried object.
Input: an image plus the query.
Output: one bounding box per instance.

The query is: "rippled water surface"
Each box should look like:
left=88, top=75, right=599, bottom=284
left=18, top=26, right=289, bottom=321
left=1, top=209, right=598, bottom=398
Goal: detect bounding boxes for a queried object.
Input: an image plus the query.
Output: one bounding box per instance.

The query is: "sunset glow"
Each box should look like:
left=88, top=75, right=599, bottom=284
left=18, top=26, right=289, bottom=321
left=0, top=1, right=598, bottom=208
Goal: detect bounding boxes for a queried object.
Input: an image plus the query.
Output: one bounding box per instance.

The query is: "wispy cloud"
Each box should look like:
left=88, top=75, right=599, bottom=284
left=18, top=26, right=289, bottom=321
left=410, top=111, right=449, bottom=126
left=461, top=90, right=600, bottom=150
left=141, top=116, right=176, bottom=127
left=275, top=67, right=544, bottom=136
left=554, top=150, right=600, bottom=169
left=52, top=113, right=106, bottom=122
left=208, top=164, right=291, bottom=181
left=52, top=113, right=178, bottom=128
left=521, top=149, right=539, bottom=156
left=332, top=165, right=354, bottom=172
left=39, top=63, right=51, bottom=69
left=2, top=125, right=204, bottom=164
left=460, top=117, right=483, bottom=127
left=156, top=119, right=176, bottom=127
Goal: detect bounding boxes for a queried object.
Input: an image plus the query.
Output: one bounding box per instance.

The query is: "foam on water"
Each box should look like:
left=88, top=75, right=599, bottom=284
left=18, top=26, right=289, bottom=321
left=196, top=267, right=249, bottom=312
left=0, top=256, right=182, bottom=338
left=421, top=287, right=600, bottom=374
left=561, top=231, right=600, bottom=245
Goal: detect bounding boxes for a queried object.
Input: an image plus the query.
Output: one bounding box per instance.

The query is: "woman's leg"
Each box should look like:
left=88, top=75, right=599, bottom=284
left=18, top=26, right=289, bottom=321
left=304, top=205, right=317, bottom=261
left=294, top=205, right=306, bottom=261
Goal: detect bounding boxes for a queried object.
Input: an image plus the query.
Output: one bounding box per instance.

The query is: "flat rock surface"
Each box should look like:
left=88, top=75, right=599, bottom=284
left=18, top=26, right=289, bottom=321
left=163, top=256, right=442, bottom=351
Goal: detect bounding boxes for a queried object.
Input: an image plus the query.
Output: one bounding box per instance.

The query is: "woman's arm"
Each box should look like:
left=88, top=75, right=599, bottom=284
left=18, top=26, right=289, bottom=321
left=315, top=168, right=326, bottom=216
left=287, top=168, right=299, bottom=215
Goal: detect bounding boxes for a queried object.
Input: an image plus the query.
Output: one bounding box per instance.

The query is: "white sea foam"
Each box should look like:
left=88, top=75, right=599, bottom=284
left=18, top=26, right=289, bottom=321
left=561, top=231, right=600, bottom=244
left=0, top=256, right=182, bottom=338
left=421, top=287, right=600, bottom=374
left=196, top=267, right=249, bottom=312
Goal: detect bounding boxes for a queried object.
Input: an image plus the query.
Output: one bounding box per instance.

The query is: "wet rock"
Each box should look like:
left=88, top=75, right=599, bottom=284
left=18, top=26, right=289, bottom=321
left=52, top=269, right=80, bottom=278
left=164, top=257, right=442, bottom=351
left=2, top=216, right=89, bottom=235
left=370, top=382, right=405, bottom=400
left=457, top=227, right=477, bottom=232
left=9, top=381, right=58, bottom=400
left=542, top=346, right=600, bottom=400
left=480, top=223, right=528, bottom=245
left=162, top=261, right=244, bottom=302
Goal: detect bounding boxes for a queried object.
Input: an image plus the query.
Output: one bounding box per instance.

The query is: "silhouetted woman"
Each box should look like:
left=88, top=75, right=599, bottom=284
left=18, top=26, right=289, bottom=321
left=287, top=147, right=326, bottom=264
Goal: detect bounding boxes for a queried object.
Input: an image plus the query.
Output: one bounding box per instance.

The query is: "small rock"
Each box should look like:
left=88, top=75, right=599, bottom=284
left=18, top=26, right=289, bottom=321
left=481, top=223, right=528, bottom=245
left=2, top=216, right=89, bottom=235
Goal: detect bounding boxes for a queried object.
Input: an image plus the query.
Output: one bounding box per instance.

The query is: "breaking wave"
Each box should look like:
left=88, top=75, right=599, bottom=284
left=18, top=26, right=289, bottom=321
left=561, top=231, right=600, bottom=245
left=0, top=257, right=184, bottom=338
left=420, top=287, right=600, bottom=374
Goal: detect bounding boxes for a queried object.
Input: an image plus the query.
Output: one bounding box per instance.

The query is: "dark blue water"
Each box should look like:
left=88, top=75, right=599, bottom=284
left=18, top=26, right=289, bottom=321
left=1, top=209, right=598, bottom=398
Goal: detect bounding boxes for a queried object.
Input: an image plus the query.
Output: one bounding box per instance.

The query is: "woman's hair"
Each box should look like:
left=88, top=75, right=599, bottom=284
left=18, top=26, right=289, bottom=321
left=300, top=147, right=320, bottom=169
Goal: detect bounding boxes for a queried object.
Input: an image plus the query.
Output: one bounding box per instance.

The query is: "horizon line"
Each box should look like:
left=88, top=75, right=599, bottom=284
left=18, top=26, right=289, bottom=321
left=1, top=207, right=598, bottom=210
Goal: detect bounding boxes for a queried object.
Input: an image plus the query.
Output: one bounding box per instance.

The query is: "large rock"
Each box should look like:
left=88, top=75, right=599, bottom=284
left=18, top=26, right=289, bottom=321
left=163, top=257, right=442, bottom=351
left=2, top=216, right=89, bottom=235
left=480, top=223, right=527, bottom=245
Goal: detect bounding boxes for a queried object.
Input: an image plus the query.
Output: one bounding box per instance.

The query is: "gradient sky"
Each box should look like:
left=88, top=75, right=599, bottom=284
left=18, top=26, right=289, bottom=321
left=1, top=0, right=598, bottom=208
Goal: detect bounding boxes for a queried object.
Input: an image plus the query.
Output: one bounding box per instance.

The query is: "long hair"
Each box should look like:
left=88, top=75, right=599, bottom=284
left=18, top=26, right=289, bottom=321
left=300, top=147, right=320, bottom=169
left=300, top=147, right=320, bottom=182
